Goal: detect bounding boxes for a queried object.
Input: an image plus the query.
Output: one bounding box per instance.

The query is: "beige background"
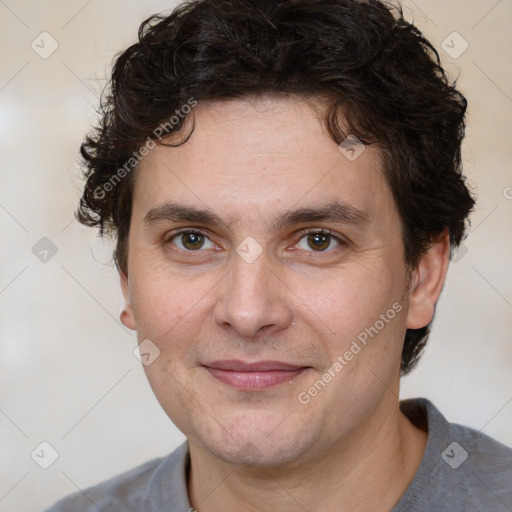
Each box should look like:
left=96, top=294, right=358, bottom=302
left=0, top=1, right=511, bottom=510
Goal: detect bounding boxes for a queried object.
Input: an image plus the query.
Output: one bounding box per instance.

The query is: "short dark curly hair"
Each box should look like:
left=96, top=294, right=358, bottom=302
left=77, top=0, right=475, bottom=375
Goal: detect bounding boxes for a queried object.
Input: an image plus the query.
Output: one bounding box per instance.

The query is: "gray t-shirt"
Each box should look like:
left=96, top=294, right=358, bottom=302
left=42, top=398, right=512, bottom=511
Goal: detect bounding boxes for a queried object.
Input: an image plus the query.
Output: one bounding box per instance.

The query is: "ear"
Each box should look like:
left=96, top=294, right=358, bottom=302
left=406, top=229, right=451, bottom=329
left=120, top=271, right=136, bottom=330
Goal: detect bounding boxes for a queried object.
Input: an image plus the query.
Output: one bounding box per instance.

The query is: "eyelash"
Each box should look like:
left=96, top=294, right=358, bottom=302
left=164, top=228, right=346, bottom=254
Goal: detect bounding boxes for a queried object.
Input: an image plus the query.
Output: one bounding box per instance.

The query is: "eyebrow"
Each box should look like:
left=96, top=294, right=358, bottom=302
left=143, top=200, right=369, bottom=231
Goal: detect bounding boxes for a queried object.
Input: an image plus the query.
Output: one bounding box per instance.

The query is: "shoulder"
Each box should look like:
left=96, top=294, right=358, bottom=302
left=40, top=442, right=190, bottom=512
left=398, top=398, right=512, bottom=511
left=446, top=416, right=512, bottom=493
left=440, top=415, right=512, bottom=511
left=404, top=397, right=512, bottom=470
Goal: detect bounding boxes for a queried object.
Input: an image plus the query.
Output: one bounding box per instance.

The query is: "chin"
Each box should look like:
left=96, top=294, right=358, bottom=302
left=191, top=410, right=317, bottom=468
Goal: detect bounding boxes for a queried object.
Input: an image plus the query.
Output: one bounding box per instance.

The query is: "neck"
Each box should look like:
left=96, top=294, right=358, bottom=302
left=187, top=396, right=427, bottom=512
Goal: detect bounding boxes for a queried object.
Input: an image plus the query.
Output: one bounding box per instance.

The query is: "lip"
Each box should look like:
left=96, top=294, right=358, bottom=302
left=203, top=360, right=309, bottom=390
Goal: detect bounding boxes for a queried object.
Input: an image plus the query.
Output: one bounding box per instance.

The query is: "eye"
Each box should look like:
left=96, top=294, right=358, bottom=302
left=295, top=229, right=343, bottom=252
left=166, top=230, right=216, bottom=251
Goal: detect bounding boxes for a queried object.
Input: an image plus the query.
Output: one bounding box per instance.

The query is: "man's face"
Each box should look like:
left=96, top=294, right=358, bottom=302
left=121, top=95, right=415, bottom=466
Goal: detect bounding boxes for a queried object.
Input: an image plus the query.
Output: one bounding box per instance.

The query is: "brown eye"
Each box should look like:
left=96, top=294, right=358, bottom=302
left=167, top=230, right=214, bottom=251
left=307, top=232, right=330, bottom=251
left=181, top=232, right=204, bottom=250
left=296, top=230, right=342, bottom=252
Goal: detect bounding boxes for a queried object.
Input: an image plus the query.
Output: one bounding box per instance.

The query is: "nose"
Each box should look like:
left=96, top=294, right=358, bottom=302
left=213, top=248, right=294, bottom=339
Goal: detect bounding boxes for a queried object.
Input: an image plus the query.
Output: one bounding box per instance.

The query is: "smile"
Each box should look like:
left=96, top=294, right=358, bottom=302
left=202, top=360, right=310, bottom=390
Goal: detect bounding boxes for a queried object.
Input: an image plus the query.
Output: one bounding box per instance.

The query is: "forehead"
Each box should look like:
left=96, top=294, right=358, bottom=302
left=132, top=95, right=395, bottom=228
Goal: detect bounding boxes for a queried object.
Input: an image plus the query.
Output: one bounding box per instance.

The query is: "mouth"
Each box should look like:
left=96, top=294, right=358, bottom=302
left=202, top=360, right=310, bottom=390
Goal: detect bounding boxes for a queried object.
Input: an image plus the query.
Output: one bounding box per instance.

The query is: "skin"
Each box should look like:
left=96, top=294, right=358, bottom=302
left=120, top=94, right=450, bottom=511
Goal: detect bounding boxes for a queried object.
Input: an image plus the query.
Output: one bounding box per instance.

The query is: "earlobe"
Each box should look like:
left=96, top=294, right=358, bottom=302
left=120, top=271, right=136, bottom=330
left=406, top=229, right=451, bottom=330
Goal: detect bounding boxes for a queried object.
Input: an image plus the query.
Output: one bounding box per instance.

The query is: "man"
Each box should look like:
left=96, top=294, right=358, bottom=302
left=44, top=0, right=512, bottom=510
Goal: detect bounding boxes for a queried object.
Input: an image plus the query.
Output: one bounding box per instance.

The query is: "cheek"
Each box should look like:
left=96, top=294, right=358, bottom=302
left=129, top=266, right=191, bottom=341
left=128, top=260, right=220, bottom=373
left=293, top=263, right=403, bottom=343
